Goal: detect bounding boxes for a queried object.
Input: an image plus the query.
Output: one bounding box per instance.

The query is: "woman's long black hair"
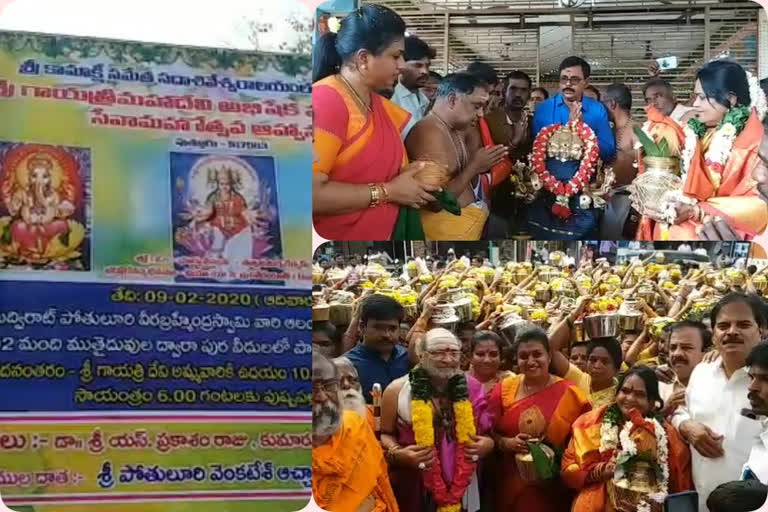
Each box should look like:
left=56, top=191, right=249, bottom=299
left=696, top=59, right=751, bottom=110
left=312, top=4, right=406, bottom=83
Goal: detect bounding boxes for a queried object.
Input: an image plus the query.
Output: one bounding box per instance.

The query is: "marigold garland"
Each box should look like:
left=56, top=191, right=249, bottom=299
left=530, top=120, right=600, bottom=220
left=409, top=366, right=476, bottom=512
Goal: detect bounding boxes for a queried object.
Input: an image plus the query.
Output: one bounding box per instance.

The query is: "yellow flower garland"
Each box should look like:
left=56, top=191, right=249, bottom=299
left=453, top=400, right=476, bottom=443
left=412, top=400, right=434, bottom=446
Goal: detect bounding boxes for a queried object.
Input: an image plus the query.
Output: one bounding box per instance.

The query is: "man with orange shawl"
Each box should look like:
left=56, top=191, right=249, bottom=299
left=313, top=352, right=399, bottom=512
left=634, top=60, right=768, bottom=241
left=561, top=367, right=693, bottom=512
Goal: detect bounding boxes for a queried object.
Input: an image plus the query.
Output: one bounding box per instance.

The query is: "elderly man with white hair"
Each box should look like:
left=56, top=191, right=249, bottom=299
left=312, top=352, right=399, bottom=512
left=380, top=328, right=495, bottom=512
left=334, top=356, right=376, bottom=431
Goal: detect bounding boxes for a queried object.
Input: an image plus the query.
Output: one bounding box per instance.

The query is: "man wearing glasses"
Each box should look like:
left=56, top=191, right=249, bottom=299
left=527, top=56, right=616, bottom=240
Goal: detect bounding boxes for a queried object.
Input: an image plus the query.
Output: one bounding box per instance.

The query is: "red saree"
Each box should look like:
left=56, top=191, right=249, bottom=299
left=561, top=405, right=693, bottom=512
left=637, top=107, right=768, bottom=240
left=313, top=76, right=411, bottom=240
left=488, top=375, right=591, bottom=512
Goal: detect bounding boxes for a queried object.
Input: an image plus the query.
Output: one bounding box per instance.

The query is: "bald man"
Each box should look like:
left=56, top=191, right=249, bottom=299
left=312, top=352, right=399, bottom=512
left=380, top=328, right=495, bottom=512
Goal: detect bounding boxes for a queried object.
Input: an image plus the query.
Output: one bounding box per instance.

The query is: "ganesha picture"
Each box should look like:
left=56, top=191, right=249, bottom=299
left=170, top=153, right=282, bottom=283
left=0, top=143, right=90, bottom=270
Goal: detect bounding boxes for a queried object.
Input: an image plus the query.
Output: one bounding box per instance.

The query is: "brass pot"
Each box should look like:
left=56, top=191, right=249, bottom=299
left=643, top=156, right=681, bottom=176
left=573, top=320, right=585, bottom=342
left=329, top=304, right=353, bottom=326
left=515, top=442, right=555, bottom=482
left=313, top=305, right=330, bottom=322
left=754, top=275, right=767, bottom=292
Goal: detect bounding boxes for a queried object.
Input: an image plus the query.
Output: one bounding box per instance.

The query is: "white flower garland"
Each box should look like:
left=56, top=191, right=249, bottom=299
left=599, top=420, right=619, bottom=453
left=610, top=417, right=670, bottom=511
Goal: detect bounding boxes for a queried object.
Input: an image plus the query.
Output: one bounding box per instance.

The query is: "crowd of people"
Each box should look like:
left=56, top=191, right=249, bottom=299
left=312, top=247, right=768, bottom=512
left=311, top=3, right=768, bottom=243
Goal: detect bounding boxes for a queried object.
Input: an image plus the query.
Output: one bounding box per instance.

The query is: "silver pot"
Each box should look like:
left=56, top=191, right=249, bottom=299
left=453, top=298, right=473, bottom=323
left=583, top=313, right=618, bottom=339
left=498, top=312, right=528, bottom=345
left=431, top=304, right=460, bottom=331
left=618, top=314, right=643, bottom=332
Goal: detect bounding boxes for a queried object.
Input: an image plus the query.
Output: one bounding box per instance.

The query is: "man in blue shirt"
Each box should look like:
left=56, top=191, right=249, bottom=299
left=529, top=56, right=616, bottom=239
left=344, top=294, right=411, bottom=404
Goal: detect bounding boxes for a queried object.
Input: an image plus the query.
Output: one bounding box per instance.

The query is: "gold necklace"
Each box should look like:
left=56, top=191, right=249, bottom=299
left=338, top=73, right=372, bottom=114
left=430, top=111, right=468, bottom=169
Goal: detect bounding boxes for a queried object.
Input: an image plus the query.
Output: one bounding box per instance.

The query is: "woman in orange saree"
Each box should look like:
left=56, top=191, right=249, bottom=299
left=561, top=367, right=692, bottom=512
left=312, top=5, right=438, bottom=241
left=636, top=60, right=768, bottom=241
left=487, top=327, right=591, bottom=512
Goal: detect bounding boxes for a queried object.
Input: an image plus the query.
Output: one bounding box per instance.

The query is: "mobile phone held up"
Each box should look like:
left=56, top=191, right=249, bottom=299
left=657, top=56, right=679, bottom=72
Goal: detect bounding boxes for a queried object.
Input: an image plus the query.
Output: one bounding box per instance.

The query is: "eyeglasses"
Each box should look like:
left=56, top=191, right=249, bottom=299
left=313, top=380, right=340, bottom=395
left=560, top=76, right=584, bottom=85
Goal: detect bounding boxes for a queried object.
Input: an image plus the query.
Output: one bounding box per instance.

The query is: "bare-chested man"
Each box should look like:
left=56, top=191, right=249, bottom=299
left=600, top=83, right=638, bottom=239
left=405, top=72, right=507, bottom=240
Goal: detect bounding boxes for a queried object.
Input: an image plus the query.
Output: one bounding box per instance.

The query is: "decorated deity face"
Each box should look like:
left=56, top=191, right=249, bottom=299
left=216, top=171, right=234, bottom=193
left=28, top=159, right=53, bottom=192
left=616, top=374, right=652, bottom=418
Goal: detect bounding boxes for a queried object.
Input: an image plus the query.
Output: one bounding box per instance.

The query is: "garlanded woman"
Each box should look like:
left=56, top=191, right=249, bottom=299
left=637, top=59, right=768, bottom=240
left=561, top=366, right=693, bottom=512
left=488, top=326, right=591, bottom=512
left=313, top=4, right=439, bottom=240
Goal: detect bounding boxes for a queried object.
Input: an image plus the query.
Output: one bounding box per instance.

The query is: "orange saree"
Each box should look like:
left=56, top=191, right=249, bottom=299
left=488, top=375, right=591, bottom=512
left=313, top=76, right=411, bottom=240
left=561, top=405, right=693, bottom=512
left=313, top=410, right=399, bottom=512
left=637, top=107, right=768, bottom=240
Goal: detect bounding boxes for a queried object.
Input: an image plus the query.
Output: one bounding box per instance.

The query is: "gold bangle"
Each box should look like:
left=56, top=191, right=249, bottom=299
left=379, top=183, right=390, bottom=203
left=368, top=183, right=380, bottom=207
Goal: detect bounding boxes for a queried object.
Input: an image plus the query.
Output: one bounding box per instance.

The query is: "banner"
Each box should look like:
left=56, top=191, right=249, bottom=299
left=0, top=31, right=311, bottom=510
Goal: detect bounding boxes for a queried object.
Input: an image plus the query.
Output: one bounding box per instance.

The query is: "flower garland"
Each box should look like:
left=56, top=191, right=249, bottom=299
left=599, top=405, right=669, bottom=512
left=410, top=366, right=476, bottom=512
left=530, top=120, right=600, bottom=220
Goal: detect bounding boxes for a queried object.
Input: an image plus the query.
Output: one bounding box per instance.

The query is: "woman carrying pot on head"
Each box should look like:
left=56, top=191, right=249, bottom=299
left=313, top=4, right=439, bottom=240
left=561, top=366, right=693, bottom=512
left=636, top=59, right=768, bottom=240
left=488, top=326, right=591, bottom=512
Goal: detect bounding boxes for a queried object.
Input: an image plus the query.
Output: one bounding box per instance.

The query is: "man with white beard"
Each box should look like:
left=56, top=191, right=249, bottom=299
left=334, top=356, right=375, bottom=430
left=312, top=352, right=398, bottom=512
left=380, top=328, right=494, bottom=512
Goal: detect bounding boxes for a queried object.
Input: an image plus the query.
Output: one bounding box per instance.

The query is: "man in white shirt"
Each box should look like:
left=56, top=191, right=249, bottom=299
left=658, top=320, right=711, bottom=416
left=643, top=77, right=695, bottom=126
left=673, top=293, right=767, bottom=510
left=677, top=242, right=692, bottom=252
left=391, top=36, right=434, bottom=138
